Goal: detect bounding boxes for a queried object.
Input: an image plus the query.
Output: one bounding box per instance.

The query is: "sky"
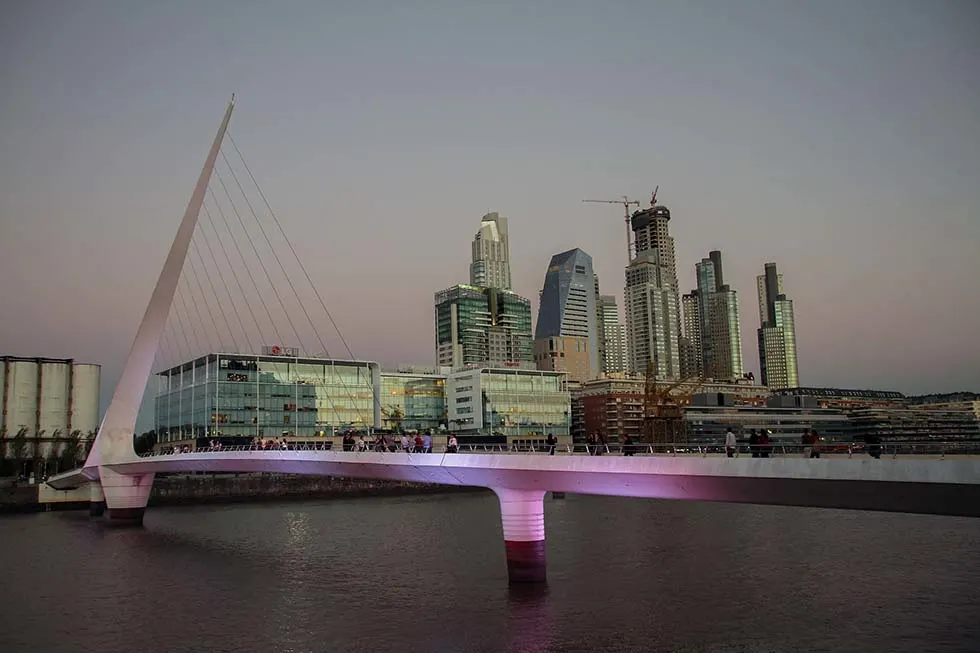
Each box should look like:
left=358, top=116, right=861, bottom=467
left=1, top=0, right=978, bottom=426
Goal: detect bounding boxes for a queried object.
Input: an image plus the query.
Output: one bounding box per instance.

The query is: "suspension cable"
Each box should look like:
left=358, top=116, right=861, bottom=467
left=202, top=202, right=261, bottom=349
left=206, top=185, right=285, bottom=347
left=190, top=238, right=240, bottom=353
left=218, top=150, right=372, bottom=427
left=228, top=131, right=356, bottom=359
left=214, top=167, right=302, bottom=350
left=225, top=133, right=381, bottom=423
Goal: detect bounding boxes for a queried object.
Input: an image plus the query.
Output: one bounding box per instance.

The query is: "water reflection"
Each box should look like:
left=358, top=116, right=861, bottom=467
left=2, top=495, right=979, bottom=653
left=506, top=584, right=556, bottom=653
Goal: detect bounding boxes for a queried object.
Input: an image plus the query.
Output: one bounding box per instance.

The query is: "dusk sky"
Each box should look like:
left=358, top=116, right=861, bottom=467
left=1, top=0, right=978, bottom=424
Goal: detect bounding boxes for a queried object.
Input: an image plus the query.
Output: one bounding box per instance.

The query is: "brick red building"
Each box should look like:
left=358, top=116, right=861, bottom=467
left=572, top=376, right=769, bottom=444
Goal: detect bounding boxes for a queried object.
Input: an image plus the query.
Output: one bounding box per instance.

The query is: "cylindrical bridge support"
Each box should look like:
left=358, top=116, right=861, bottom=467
left=88, top=482, right=106, bottom=517
left=99, top=467, right=155, bottom=527
left=492, top=488, right=547, bottom=584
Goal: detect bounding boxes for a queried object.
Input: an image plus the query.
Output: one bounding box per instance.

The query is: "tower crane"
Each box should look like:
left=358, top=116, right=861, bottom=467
left=582, top=196, right=641, bottom=260
left=643, top=362, right=703, bottom=446
left=583, top=185, right=660, bottom=261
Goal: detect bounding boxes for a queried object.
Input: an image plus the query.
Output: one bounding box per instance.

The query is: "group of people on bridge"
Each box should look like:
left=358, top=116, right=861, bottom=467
left=339, top=432, right=462, bottom=454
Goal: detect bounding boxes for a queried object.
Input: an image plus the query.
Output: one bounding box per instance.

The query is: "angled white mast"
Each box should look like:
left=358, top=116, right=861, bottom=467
left=84, top=96, right=235, bottom=468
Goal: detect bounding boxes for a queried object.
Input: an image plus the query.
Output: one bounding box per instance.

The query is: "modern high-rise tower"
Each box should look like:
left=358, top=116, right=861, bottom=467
left=680, top=291, right=701, bottom=378
left=624, top=197, right=682, bottom=380
left=597, top=295, right=629, bottom=374
left=756, top=262, right=799, bottom=389
left=534, top=248, right=599, bottom=382
left=434, top=284, right=532, bottom=370
left=686, top=250, right=743, bottom=380
left=593, top=273, right=604, bottom=371
left=470, top=212, right=512, bottom=290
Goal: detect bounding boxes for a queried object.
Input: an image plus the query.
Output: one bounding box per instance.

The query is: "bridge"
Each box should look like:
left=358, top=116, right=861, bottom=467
left=47, top=97, right=980, bottom=584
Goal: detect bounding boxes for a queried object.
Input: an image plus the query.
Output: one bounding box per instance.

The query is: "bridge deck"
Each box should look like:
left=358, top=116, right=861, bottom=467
left=47, top=448, right=980, bottom=518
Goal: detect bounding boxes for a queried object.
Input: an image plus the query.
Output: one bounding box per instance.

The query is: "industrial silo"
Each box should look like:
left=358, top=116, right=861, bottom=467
left=1, top=357, right=101, bottom=461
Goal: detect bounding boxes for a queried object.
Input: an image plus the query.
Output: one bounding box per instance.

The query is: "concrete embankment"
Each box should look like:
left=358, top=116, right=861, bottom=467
left=0, top=474, right=483, bottom=513
left=149, top=473, right=483, bottom=506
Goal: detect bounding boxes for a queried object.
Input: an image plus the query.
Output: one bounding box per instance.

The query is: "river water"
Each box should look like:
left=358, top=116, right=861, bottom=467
left=1, top=491, right=978, bottom=652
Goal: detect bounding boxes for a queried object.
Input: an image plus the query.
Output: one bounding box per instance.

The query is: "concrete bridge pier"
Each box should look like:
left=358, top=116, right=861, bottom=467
left=88, top=482, right=106, bottom=517
left=99, top=467, right=155, bottom=526
left=493, top=488, right=547, bottom=584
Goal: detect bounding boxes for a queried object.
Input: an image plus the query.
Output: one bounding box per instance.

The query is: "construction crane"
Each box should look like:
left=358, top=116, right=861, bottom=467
left=582, top=195, right=640, bottom=260
left=583, top=186, right=660, bottom=261
left=642, top=362, right=704, bottom=446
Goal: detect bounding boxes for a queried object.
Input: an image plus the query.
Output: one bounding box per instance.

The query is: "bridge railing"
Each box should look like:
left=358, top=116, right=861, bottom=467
left=138, top=439, right=980, bottom=460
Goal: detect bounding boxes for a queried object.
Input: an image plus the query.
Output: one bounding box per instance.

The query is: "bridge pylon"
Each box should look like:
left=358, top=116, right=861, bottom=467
left=73, top=97, right=235, bottom=522
left=493, top=488, right=547, bottom=583
left=98, top=467, right=155, bottom=526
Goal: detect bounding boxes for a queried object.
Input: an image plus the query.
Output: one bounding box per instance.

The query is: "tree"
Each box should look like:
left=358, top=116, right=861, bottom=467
left=46, top=430, right=63, bottom=477
left=59, top=429, right=83, bottom=472
left=9, top=427, right=28, bottom=478
left=382, top=404, right=405, bottom=432
left=0, top=426, right=7, bottom=476
left=134, top=430, right=157, bottom=456
left=83, top=430, right=96, bottom=457
left=31, top=428, right=46, bottom=481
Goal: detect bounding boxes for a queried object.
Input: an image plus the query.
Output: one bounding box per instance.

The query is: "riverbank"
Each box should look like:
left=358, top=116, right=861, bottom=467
left=150, top=473, right=485, bottom=506
left=0, top=473, right=486, bottom=513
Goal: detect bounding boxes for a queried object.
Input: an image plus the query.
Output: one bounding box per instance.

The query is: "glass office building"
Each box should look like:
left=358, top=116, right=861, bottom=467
left=155, top=353, right=381, bottom=445
left=379, top=372, right=447, bottom=432
left=434, top=284, right=533, bottom=370
left=446, top=368, right=570, bottom=440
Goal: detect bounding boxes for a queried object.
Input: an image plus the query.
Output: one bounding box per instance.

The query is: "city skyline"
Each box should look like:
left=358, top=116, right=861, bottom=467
left=1, top=0, right=978, bottom=415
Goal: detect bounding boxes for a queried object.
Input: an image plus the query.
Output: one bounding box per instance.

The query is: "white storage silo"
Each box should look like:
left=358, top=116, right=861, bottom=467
left=1, top=357, right=101, bottom=460
left=70, top=363, right=101, bottom=435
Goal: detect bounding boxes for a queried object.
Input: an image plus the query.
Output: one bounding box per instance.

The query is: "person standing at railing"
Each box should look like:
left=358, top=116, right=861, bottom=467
left=807, top=430, right=821, bottom=459
left=867, top=433, right=882, bottom=459
left=413, top=433, right=424, bottom=453
left=622, top=433, right=635, bottom=456
left=546, top=433, right=556, bottom=455
left=423, top=432, right=432, bottom=453
left=725, top=428, right=737, bottom=458
left=749, top=429, right=760, bottom=457
left=759, top=430, right=771, bottom=458
left=447, top=434, right=458, bottom=453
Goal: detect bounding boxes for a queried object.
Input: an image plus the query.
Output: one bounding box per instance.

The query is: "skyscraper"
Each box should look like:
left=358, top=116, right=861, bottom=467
left=593, top=273, right=604, bottom=371
left=695, top=257, right=717, bottom=374
left=470, top=212, right=512, bottom=290
left=597, top=295, right=629, bottom=374
left=707, top=288, right=743, bottom=379
left=757, top=262, right=799, bottom=389
left=434, top=284, right=533, bottom=370
left=688, top=250, right=743, bottom=380
left=624, top=199, right=682, bottom=380
left=680, top=291, right=701, bottom=378
left=534, top=248, right=599, bottom=382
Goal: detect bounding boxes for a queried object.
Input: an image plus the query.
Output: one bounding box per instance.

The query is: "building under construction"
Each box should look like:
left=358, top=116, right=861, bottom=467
left=571, top=375, right=767, bottom=445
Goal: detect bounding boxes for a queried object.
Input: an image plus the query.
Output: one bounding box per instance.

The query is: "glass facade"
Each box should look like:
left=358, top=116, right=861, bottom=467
left=434, top=284, right=533, bottom=369
left=685, top=405, right=851, bottom=443
left=483, top=370, right=570, bottom=436
left=379, top=373, right=447, bottom=432
left=447, top=368, right=570, bottom=438
left=707, top=289, right=744, bottom=379
left=155, top=354, right=380, bottom=444
left=535, top=248, right=598, bottom=375
left=757, top=262, right=799, bottom=390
